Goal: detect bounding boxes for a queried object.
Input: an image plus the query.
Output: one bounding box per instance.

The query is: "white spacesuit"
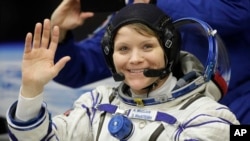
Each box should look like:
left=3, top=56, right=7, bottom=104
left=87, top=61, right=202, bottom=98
left=6, top=3, right=239, bottom=141
left=6, top=51, right=239, bottom=141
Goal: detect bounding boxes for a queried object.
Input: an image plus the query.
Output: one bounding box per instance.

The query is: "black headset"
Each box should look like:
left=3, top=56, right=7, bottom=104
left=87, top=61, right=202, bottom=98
left=101, top=4, right=230, bottom=100
left=101, top=3, right=181, bottom=81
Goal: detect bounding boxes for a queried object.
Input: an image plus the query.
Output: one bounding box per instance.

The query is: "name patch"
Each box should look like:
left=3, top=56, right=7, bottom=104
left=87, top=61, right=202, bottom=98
left=128, top=109, right=157, bottom=121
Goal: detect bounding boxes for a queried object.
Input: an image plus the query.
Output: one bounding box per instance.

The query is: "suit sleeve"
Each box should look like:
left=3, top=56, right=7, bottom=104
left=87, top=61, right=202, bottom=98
left=53, top=22, right=112, bottom=88
left=6, top=91, right=97, bottom=141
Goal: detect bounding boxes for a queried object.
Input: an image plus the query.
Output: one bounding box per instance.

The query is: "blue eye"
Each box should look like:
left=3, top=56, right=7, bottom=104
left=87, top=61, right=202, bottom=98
left=120, top=46, right=128, bottom=51
left=116, top=46, right=129, bottom=53
left=143, top=44, right=153, bottom=50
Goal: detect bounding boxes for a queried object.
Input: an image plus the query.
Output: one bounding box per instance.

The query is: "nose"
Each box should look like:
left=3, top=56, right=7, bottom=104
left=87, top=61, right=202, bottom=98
left=129, top=49, right=143, bottom=64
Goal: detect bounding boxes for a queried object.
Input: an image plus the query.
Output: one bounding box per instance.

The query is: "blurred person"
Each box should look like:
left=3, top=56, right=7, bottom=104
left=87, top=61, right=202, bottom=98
left=6, top=4, right=239, bottom=140
left=50, top=0, right=151, bottom=86
left=51, top=0, right=250, bottom=124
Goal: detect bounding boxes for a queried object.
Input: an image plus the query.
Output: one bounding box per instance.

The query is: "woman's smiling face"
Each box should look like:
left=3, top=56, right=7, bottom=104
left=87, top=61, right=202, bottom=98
left=113, top=23, right=166, bottom=94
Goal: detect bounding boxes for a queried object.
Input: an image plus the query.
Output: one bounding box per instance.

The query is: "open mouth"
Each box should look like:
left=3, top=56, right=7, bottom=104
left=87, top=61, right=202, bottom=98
left=128, top=69, right=145, bottom=73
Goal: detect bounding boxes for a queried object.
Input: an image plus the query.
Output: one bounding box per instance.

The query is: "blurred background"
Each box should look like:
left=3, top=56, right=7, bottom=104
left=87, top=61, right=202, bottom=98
left=0, top=0, right=111, bottom=42
left=0, top=0, right=114, bottom=140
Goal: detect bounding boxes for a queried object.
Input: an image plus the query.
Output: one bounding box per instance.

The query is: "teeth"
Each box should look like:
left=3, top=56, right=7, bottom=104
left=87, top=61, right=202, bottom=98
left=130, top=69, right=144, bottom=73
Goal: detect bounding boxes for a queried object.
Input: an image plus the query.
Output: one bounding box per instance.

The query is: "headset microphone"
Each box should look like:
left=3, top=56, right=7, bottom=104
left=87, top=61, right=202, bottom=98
left=113, top=68, right=170, bottom=81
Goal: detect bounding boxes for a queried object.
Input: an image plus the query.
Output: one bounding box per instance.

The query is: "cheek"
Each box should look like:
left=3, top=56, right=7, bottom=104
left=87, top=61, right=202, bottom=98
left=151, top=56, right=165, bottom=68
left=113, top=53, right=124, bottom=70
left=150, top=50, right=165, bottom=67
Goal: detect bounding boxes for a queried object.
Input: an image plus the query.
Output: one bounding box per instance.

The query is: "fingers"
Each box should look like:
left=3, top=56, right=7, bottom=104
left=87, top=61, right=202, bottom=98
left=41, top=19, right=51, bottom=49
left=50, top=26, right=70, bottom=76
left=54, top=56, right=71, bottom=75
left=80, top=12, right=94, bottom=20
left=24, top=33, right=32, bottom=53
left=133, top=0, right=150, bottom=3
left=49, top=25, right=60, bottom=54
left=32, top=19, right=53, bottom=49
left=33, top=22, right=42, bottom=49
left=80, top=12, right=94, bottom=19
left=25, top=19, right=59, bottom=53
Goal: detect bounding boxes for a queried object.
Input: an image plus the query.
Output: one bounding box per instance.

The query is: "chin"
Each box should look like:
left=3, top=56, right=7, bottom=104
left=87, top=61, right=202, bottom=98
left=126, top=80, right=151, bottom=90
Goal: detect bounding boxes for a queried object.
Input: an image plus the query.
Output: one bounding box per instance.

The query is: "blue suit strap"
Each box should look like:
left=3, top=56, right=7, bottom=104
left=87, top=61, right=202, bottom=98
left=96, top=103, right=177, bottom=125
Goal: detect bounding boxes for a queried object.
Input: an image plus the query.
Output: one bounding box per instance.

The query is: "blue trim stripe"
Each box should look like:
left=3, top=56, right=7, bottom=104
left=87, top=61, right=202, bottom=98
left=8, top=101, right=47, bottom=130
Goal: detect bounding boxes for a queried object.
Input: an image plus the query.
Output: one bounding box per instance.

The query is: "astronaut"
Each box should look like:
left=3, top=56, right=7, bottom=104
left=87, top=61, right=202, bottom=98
left=6, top=3, right=239, bottom=141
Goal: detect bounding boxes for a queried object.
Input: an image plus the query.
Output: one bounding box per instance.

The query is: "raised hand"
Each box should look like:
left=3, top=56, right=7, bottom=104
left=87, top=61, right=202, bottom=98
left=50, top=0, right=94, bottom=42
left=21, top=19, right=71, bottom=98
left=133, top=0, right=150, bottom=3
